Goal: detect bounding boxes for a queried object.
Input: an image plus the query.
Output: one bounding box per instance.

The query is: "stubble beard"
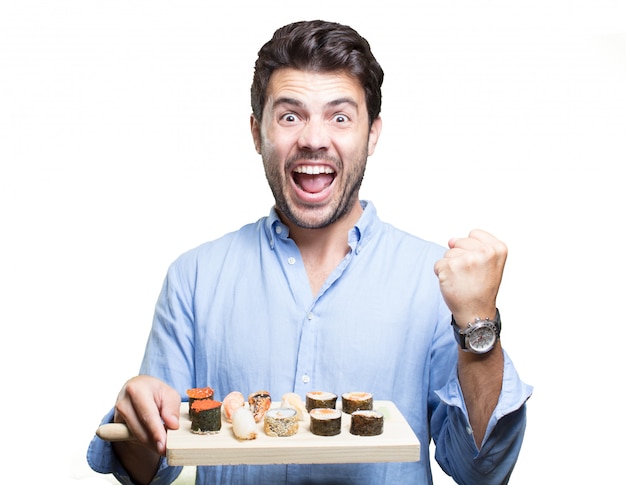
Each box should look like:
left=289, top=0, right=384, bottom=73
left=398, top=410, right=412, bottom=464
left=262, top=147, right=368, bottom=230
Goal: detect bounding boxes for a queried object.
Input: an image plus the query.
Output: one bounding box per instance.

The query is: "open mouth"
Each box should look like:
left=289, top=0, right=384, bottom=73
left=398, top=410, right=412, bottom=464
left=292, top=165, right=336, bottom=194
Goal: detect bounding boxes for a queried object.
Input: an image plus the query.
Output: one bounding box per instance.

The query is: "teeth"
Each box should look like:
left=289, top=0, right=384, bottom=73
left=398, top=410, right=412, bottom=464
left=293, top=165, right=335, bottom=175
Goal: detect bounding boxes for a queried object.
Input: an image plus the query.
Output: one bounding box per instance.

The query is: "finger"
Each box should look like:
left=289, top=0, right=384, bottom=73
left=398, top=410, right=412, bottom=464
left=472, top=229, right=506, bottom=250
left=433, top=258, right=445, bottom=277
left=158, top=387, right=182, bottom=431
left=115, top=381, right=169, bottom=454
left=448, top=234, right=485, bottom=251
left=449, top=231, right=506, bottom=262
left=442, top=246, right=472, bottom=260
left=115, top=399, right=166, bottom=454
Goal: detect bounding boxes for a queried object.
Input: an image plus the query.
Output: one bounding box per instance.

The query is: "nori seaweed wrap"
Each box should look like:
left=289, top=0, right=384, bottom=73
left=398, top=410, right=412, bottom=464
left=309, top=408, right=342, bottom=436
left=349, top=410, right=384, bottom=436
left=305, top=391, right=337, bottom=412
left=190, top=399, right=222, bottom=434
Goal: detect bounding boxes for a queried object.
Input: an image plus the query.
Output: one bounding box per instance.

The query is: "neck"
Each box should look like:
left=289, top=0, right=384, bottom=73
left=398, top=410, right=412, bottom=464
left=278, top=201, right=363, bottom=296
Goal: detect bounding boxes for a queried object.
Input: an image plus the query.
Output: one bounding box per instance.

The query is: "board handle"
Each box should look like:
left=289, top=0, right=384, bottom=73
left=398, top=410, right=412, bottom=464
left=96, top=423, right=134, bottom=442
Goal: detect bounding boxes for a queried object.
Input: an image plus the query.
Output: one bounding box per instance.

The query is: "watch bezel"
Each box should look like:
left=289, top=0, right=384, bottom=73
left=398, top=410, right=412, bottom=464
left=451, top=309, right=501, bottom=354
left=461, top=320, right=498, bottom=354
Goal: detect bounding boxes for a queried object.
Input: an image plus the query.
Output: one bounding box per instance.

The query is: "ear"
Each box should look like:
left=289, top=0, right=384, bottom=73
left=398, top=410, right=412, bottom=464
left=367, top=116, right=383, bottom=156
left=250, top=114, right=262, bottom=154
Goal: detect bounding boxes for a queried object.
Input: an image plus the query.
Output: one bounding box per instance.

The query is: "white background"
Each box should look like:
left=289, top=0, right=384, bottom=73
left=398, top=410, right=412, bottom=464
left=1, top=1, right=625, bottom=483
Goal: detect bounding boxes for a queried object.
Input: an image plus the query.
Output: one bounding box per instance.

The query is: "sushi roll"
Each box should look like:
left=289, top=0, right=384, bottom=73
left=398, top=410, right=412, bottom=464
left=309, top=408, right=342, bottom=436
left=349, top=410, right=384, bottom=436
left=248, top=390, right=272, bottom=423
left=264, top=408, right=299, bottom=437
left=341, top=392, right=373, bottom=414
left=305, top=391, right=337, bottom=412
left=190, top=399, right=222, bottom=434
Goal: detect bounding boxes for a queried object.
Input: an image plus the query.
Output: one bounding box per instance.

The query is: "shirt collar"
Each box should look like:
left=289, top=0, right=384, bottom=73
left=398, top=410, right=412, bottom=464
left=264, top=200, right=380, bottom=254
left=351, top=200, right=379, bottom=254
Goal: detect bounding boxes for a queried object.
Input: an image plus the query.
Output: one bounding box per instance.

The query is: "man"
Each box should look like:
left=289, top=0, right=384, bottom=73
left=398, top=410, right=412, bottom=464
left=88, top=20, right=532, bottom=484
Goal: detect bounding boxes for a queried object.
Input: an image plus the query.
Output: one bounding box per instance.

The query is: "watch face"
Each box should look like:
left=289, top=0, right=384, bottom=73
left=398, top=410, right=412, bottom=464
left=467, top=323, right=497, bottom=353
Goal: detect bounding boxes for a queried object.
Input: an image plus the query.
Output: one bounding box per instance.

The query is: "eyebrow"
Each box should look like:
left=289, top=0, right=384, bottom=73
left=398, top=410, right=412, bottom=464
left=272, top=96, right=359, bottom=111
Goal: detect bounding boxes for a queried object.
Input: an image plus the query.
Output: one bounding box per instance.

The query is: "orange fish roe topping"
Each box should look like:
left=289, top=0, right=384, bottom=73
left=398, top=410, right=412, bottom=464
left=186, top=387, right=214, bottom=399
left=350, top=392, right=369, bottom=398
left=314, top=408, right=337, bottom=415
left=191, top=399, right=222, bottom=412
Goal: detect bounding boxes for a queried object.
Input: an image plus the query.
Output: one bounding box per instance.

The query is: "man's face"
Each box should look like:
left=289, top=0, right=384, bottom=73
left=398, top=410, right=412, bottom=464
left=251, top=68, right=381, bottom=229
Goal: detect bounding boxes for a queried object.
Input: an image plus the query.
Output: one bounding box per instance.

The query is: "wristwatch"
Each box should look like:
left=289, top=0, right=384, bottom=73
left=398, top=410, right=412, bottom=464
left=451, top=309, right=501, bottom=354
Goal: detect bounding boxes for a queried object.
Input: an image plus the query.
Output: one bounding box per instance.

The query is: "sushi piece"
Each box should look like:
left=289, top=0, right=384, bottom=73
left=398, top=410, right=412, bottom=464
left=190, top=399, right=222, bottom=434
left=186, top=386, right=215, bottom=417
left=309, top=408, right=342, bottom=436
left=280, top=392, right=306, bottom=421
left=222, top=391, right=246, bottom=423
left=186, top=386, right=214, bottom=404
left=248, top=390, right=272, bottom=423
left=341, top=392, right=373, bottom=414
left=305, top=391, right=337, bottom=412
left=232, top=407, right=258, bottom=440
left=264, top=408, right=299, bottom=437
left=349, top=410, right=384, bottom=436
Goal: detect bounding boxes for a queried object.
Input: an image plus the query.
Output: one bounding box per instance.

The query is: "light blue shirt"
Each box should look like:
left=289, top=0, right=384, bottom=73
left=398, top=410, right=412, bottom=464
left=87, top=201, right=532, bottom=484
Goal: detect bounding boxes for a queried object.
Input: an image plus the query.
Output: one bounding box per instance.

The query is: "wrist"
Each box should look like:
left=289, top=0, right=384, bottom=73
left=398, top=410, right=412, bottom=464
left=451, top=306, right=497, bottom=330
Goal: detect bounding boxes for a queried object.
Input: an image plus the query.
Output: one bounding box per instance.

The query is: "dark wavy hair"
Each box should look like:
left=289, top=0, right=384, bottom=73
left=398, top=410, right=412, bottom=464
left=251, top=20, right=384, bottom=126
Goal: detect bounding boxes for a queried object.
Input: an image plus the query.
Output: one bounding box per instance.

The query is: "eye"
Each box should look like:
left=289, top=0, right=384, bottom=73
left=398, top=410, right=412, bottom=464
left=332, top=113, right=350, bottom=124
left=280, top=113, right=299, bottom=123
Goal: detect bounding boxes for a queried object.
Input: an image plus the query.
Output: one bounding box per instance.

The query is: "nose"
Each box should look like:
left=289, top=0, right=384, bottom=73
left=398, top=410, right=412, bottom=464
left=298, top=118, right=330, bottom=151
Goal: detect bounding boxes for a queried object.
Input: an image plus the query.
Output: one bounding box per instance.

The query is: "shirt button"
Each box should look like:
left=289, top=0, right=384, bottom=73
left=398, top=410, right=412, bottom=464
left=307, top=312, right=313, bottom=320
left=287, top=257, right=296, bottom=265
left=302, top=374, right=310, bottom=383
left=275, top=226, right=282, bottom=234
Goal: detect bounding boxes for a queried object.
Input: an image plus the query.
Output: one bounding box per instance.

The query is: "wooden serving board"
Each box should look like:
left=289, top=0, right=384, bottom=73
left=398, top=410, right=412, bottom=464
left=166, top=400, right=419, bottom=466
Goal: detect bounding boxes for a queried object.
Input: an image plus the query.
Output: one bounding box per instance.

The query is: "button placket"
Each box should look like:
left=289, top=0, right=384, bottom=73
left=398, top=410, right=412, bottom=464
left=294, top=308, right=316, bottom=394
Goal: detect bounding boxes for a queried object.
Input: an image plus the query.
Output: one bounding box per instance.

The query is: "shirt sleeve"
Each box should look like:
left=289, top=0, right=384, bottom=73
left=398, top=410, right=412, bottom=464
left=86, top=409, right=183, bottom=485
left=86, top=256, right=197, bottom=484
left=432, top=349, right=533, bottom=484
